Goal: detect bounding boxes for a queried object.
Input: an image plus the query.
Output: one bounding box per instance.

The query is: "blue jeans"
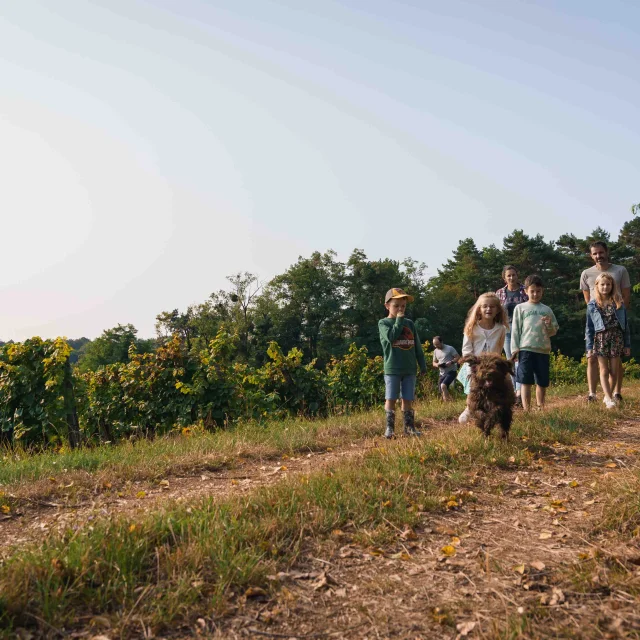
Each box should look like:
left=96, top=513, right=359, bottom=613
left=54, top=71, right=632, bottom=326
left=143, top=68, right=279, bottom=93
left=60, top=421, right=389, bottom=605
left=384, top=374, right=416, bottom=401
left=504, top=332, right=520, bottom=392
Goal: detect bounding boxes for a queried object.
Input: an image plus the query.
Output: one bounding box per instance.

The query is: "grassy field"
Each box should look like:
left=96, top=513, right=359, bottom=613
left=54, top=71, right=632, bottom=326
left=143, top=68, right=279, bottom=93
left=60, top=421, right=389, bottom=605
left=1, top=384, right=638, bottom=638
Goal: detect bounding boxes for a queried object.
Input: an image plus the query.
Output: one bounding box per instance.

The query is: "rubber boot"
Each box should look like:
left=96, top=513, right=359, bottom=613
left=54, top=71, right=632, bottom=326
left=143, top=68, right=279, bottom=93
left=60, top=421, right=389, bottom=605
left=403, top=409, right=421, bottom=436
left=384, top=410, right=395, bottom=439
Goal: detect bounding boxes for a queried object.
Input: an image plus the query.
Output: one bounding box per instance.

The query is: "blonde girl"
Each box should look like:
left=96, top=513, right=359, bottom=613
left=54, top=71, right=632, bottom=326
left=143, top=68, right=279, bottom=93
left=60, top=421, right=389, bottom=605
left=585, top=273, right=630, bottom=409
left=458, top=292, right=509, bottom=423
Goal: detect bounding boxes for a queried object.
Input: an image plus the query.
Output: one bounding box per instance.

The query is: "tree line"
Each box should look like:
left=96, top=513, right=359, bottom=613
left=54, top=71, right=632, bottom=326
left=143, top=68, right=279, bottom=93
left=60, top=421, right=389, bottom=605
left=57, top=212, right=640, bottom=371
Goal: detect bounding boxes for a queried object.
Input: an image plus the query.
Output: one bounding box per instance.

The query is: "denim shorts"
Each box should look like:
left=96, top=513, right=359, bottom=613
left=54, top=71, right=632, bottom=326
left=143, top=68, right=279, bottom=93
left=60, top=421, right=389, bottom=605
left=384, top=374, right=417, bottom=401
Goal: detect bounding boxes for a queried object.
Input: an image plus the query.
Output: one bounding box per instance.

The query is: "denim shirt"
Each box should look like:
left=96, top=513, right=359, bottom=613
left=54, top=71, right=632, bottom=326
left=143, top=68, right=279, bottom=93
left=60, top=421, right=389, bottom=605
left=585, top=300, right=630, bottom=351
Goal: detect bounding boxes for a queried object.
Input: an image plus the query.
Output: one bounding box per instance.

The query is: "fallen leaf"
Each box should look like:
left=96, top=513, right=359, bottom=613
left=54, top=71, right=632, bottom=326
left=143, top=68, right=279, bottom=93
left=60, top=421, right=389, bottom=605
left=0, top=505, right=10, bottom=514
left=311, top=571, right=338, bottom=590
left=401, top=527, right=418, bottom=541
left=569, top=480, right=579, bottom=488
left=441, top=545, right=456, bottom=557
left=245, top=586, right=268, bottom=598
left=539, top=532, right=553, bottom=540
left=89, top=615, right=111, bottom=629
left=135, top=490, right=146, bottom=499
left=605, top=462, right=618, bottom=469
left=584, top=500, right=595, bottom=506
left=450, top=536, right=461, bottom=547
left=128, top=524, right=136, bottom=533
left=456, top=620, right=477, bottom=636
left=513, top=564, right=525, bottom=574
left=530, top=561, right=546, bottom=571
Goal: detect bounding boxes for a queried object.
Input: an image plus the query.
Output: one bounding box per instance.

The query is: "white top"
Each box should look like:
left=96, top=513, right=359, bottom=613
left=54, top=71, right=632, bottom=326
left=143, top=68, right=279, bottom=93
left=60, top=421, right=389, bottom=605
left=462, top=323, right=506, bottom=357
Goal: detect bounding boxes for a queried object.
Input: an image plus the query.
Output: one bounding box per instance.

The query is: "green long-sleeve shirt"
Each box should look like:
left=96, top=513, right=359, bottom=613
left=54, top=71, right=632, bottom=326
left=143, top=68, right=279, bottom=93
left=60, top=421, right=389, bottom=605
left=378, top=316, right=427, bottom=376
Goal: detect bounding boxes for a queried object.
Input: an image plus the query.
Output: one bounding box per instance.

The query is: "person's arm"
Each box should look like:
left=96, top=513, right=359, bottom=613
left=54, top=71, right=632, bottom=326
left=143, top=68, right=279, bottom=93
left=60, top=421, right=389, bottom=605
left=432, top=351, right=439, bottom=369
left=585, top=307, right=595, bottom=355
left=461, top=334, right=473, bottom=357
left=621, top=267, right=631, bottom=309
left=624, top=308, right=631, bottom=351
left=546, top=309, right=559, bottom=338
left=622, top=287, right=631, bottom=309
left=510, top=307, right=521, bottom=356
left=580, top=271, right=591, bottom=304
left=378, top=317, right=406, bottom=346
left=414, top=326, right=427, bottom=373
left=496, top=326, right=505, bottom=354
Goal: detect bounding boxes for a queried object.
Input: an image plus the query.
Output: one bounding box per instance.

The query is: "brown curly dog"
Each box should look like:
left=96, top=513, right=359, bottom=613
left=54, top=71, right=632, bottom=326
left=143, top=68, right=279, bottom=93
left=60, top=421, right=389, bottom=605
left=463, top=354, right=515, bottom=440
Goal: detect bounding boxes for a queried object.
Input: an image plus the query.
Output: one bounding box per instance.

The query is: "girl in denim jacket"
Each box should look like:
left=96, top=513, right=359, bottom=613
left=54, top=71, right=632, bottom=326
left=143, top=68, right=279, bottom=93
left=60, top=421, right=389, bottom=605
left=585, top=273, right=630, bottom=409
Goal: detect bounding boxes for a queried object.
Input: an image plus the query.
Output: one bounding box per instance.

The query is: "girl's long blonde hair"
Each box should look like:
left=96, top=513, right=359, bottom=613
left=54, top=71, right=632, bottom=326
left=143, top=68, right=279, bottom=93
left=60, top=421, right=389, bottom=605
left=594, top=272, right=623, bottom=309
left=463, top=292, right=509, bottom=337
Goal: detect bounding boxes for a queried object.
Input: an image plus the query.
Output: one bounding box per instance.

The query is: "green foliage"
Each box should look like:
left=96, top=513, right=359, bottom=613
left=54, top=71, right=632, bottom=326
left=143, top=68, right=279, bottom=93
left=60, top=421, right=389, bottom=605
left=549, top=351, right=587, bottom=386
left=76, top=324, right=155, bottom=373
left=326, top=343, right=384, bottom=411
left=0, top=338, right=73, bottom=446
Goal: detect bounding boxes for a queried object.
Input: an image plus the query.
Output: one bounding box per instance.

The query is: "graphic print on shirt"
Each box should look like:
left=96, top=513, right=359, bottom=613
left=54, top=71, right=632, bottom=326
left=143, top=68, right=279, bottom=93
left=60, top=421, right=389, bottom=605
left=393, top=325, right=415, bottom=350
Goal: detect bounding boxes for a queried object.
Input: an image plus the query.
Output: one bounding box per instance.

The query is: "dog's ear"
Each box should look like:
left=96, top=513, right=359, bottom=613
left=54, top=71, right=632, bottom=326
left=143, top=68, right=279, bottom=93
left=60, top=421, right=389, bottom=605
left=461, top=355, right=479, bottom=367
left=499, top=358, right=515, bottom=376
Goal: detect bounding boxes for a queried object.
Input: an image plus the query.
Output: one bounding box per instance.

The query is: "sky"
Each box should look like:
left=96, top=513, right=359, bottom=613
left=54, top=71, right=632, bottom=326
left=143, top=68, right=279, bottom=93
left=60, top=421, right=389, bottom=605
left=1, top=0, right=639, bottom=340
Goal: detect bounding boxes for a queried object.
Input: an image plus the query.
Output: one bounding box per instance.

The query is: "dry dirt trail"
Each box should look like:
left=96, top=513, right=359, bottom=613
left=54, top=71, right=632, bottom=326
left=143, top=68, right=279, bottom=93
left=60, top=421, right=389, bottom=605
left=3, top=395, right=640, bottom=639
left=207, top=400, right=640, bottom=640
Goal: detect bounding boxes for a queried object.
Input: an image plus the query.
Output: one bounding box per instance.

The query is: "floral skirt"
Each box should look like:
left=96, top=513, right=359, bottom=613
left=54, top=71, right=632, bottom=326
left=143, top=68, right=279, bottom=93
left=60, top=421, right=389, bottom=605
left=593, top=327, right=624, bottom=358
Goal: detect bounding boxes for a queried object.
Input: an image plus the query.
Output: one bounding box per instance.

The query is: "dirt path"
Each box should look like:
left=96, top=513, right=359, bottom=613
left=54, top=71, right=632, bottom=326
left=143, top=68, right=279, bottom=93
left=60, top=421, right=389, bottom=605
left=3, top=395, right=640, bottom=639
left=0, top=397, right=571, bottom=553
left=204, top=410, right=640, bottom=639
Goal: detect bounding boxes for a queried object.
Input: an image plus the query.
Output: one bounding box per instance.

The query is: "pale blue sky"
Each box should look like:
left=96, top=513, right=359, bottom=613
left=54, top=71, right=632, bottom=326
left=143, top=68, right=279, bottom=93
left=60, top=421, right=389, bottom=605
left=1, top=0, right=638, bottom=340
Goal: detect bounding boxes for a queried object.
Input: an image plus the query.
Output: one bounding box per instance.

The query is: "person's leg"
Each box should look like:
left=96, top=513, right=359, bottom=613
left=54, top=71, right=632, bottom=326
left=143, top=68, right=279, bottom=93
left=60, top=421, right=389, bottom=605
left=439, top=374, right=451, bottom=401
left=533, top=353, right=550, bottom=409
left=504, top=332, right=517, bottom=394
left=384, top=376, right=399, bottom=438
left=457, top=365, right=472, bottom=423
left=610, top=357, right=622, bottom=401
left=516, top=351, right=534, bottom=410
left=587, top=355, right=599, bottom=399
left=597, top=356, right=613, bottom=403
left=401, top=376, right=420, bottom=436
left=521, top=384, right=533, bottom=410
left=614, top=356, right=624, bottom=398
left=536, top=385, right=547, bottom=408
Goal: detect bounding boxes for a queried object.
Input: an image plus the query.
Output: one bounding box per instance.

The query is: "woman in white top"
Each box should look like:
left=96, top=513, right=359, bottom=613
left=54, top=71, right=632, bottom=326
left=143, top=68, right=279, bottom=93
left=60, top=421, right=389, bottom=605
left=457, top=292, right=509, bottom=423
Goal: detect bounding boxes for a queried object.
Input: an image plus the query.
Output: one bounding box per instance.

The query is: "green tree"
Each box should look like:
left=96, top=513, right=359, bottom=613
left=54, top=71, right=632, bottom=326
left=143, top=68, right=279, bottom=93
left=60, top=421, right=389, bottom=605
left=267, top=250, right=345, bottom=362
left=76, top=324, right=154, bottom=372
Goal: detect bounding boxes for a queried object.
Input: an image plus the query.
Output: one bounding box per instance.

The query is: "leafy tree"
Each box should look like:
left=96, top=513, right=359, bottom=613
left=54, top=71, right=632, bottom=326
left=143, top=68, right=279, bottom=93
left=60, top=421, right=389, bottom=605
left=76, top=324, right=154, bottom=372
left=67, top=337, right=91, bottom=364
left=267, top=250, right=346, bottom=362
left=342, top=249, right=424, bottom=356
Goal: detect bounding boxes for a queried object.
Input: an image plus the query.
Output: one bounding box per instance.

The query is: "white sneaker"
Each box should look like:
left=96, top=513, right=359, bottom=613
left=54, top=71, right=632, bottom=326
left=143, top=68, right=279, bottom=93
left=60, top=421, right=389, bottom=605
left=604, top=398, right=616, bottom=409
left=458, top=408, right=471, bottom=424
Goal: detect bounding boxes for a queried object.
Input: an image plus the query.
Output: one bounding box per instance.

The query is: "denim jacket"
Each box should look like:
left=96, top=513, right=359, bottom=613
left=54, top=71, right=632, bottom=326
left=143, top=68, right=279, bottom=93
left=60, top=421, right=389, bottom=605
left=585, top=300, right=630, bottom=352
